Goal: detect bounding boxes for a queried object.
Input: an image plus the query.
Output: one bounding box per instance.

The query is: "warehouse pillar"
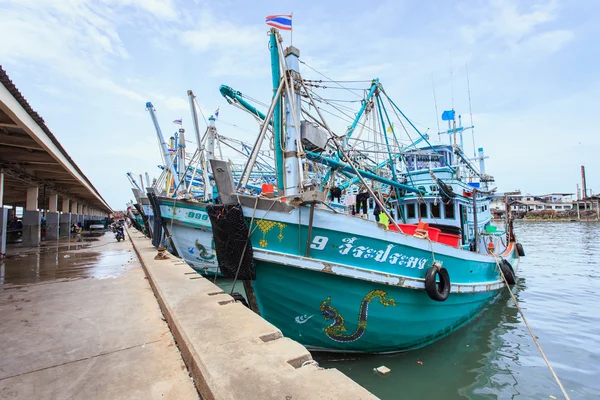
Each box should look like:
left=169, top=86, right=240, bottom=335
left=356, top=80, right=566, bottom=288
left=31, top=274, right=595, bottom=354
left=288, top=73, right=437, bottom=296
left=46, top=194, right=59, bottom=240
left=60, top=198, right=71, bottom=237
left=77, top=204, right=84, bottom=227
left=22, top=186, right=41, bottom=247
left=0, top=170, right=6, bottom=257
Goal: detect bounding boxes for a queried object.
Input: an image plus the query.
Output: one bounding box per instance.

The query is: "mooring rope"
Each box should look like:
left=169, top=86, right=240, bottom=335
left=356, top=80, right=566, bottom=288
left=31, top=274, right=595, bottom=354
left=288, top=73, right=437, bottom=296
left=493, top=254, right=571, bottom=400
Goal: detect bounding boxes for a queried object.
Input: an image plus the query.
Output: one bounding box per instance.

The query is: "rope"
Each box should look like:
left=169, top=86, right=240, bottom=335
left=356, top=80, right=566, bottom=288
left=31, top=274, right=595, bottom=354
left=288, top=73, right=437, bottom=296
left=492, top=254, right=571, bottom=400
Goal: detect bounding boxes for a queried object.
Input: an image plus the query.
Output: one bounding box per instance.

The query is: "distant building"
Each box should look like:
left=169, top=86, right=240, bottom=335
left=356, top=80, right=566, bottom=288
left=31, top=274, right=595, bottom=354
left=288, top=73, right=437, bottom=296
left=509, top=200, right=573, bottom=212
left=537, top=193, right=574, bottom=203
left=491, top=191, right=574, bottom=217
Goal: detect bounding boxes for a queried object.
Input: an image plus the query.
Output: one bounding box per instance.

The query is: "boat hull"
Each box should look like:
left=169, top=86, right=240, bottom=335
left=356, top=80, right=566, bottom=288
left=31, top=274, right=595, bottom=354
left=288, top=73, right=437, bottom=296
left=158, top=198, right=220, bottom=276
left=252, top=260, right=499, bottom=353
left=236, top=198, right=519, bottom=353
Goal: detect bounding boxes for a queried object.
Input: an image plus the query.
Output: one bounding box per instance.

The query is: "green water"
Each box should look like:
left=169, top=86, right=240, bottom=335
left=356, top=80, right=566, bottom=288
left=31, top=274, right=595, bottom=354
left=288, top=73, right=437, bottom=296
left=220, top=221, right=600, bottom=399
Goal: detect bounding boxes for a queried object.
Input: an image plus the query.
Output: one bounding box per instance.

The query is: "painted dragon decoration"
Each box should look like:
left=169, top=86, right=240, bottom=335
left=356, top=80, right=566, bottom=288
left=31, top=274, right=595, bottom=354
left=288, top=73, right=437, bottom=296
left=194, top=239, right=215, bottom=261
left=320, top=289, right=396, bottom=342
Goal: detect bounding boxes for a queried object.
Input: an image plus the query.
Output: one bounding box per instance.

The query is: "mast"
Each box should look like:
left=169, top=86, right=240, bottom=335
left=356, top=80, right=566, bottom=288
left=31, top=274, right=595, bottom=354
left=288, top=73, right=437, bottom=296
left=204, top=116, right=217, bottom=201
left=269, top=29, right=285, bottom=194
left=145, top=102, right=178, bottom=180
left=282, top=45, right=302, bottom=196
left=178, top=128, right=186, bottom=186
left=187, top=90, right=203, bottom=150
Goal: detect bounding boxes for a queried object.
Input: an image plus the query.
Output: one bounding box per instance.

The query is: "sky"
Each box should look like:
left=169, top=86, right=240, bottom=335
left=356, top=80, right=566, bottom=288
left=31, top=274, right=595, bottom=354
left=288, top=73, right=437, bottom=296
left=0, top=0, right=598, bottom=208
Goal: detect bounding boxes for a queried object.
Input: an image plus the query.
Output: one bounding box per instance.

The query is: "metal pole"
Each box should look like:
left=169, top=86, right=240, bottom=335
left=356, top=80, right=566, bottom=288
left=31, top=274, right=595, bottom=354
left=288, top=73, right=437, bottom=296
left=472, top=189, right=479, bottom=253
left=305, top=202, right=315, bottom=257
left=238, top=80, right=285, bottom=191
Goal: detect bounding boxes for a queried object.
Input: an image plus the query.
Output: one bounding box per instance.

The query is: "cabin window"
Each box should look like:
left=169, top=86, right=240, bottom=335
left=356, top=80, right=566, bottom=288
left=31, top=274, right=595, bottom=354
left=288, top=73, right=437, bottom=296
left=444, top=203, right=455, bottom=219
left=406, top=203, right=416, bottom=218
left=431, top=202, right=441, bottom=218
left=419, top=202, right=428, bottom=218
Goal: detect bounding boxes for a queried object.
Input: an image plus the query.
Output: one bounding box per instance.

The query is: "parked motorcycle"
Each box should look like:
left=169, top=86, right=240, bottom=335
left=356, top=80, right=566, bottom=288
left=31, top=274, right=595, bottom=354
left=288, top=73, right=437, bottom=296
left=114, top=225, right=125, bottom=242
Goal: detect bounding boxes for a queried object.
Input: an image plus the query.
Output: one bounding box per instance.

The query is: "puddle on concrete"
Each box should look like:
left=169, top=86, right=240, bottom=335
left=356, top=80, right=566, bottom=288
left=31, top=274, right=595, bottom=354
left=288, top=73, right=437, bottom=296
left=1, top=232, right=138, bottom=286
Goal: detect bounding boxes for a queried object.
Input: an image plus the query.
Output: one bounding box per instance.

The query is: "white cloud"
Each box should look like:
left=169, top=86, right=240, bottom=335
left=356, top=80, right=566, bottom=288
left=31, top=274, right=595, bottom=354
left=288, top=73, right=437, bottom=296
left=459, top=0, right=567, bottom=50
left=460, top=0, right=555, bottom=41
left=178, top=11, right=261, bottom=52
left=519, top=29, right=575, bottom=54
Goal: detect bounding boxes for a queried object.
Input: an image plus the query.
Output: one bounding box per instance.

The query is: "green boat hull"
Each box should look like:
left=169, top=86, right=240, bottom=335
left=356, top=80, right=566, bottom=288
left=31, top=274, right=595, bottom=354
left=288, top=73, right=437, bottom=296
left=237, top=199, right=519, bottom=353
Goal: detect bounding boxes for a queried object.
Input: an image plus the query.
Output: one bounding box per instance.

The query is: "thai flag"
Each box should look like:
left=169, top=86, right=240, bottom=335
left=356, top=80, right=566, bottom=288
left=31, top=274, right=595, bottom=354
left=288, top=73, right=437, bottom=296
left=215, top=107, right=220, bottom=118
left=173, top=118, right=182, bottom=125
left=266, top=15, right=292, bottom=31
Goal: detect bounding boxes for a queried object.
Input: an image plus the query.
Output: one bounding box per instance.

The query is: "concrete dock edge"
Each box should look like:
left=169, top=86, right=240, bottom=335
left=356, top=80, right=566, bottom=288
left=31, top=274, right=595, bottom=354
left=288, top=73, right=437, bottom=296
left=127, top=227, right=377, bottom=400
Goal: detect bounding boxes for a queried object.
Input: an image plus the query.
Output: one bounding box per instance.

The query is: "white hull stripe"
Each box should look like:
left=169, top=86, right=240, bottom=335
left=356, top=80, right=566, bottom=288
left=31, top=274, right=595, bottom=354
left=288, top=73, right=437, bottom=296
left=253, top=248, right=508, bottom=294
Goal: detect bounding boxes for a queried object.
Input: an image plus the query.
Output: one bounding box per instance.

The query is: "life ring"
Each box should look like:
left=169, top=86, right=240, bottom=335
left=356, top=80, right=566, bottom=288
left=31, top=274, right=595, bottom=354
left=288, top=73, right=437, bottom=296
left=499, top=259, right=516, bottom=285
left=516, top=243, right=525, bottom=257
left=425, top=266, right=451, bottom=301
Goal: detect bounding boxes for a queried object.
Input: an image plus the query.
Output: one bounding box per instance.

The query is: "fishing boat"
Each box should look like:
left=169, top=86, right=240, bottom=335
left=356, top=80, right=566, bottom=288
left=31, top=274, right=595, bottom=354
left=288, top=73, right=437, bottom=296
left=143, top=92, right=222, bottom=275
left=207, top=28, right=525, bottom=353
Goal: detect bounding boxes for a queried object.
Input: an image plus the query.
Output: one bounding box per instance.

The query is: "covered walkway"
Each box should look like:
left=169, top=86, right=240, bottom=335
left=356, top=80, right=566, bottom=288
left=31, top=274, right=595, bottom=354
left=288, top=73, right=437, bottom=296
left=0, top=66, right=112, bottom=255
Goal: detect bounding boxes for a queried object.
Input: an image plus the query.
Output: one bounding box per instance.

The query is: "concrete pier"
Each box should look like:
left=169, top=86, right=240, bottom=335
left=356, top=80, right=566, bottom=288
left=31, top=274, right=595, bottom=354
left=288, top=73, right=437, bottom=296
left=128, top=228, right=375, bottom=400
left=0, top=232, right=198, bottom=399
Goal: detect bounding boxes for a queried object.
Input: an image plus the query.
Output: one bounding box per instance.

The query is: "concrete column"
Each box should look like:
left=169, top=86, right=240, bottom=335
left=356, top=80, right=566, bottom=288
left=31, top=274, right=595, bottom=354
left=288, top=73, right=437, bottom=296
left=46, top=211, right=59, bottom=240
left=0, top=170, right=6, bottom=256
left=78, top=205, right=84, bottom=226
left=0, top=207, right=7, bottom=257
left=48, top=194, right=58, bottom=212
left=26, top=187, right=38, bottom=211
left=59, top=212, right=71, bottom=238
left=23, top=186, right=41, bottom=247
left=70, top=201, right=78, bottom=230
left=62, top=198, right=69, bottom=214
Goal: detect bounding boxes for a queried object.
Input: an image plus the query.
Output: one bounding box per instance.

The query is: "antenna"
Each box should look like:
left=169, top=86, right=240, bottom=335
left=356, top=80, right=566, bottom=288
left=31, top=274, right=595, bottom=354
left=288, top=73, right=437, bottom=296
left=432, top=74, right=441, bottom=140
left=466, top=62, right=476, bottom=158
left=449, top=55, right=455, bottom=111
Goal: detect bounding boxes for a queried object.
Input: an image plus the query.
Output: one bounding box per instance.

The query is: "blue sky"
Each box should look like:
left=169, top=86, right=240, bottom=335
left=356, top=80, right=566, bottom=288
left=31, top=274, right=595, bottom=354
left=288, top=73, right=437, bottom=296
left=0, top=0, right=598, bottom=208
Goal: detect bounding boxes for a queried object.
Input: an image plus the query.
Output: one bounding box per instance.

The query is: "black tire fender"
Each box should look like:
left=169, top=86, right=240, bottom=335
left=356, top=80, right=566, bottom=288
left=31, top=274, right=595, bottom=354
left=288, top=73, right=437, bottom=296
left=500, top=259, right=516, bottom=285
left=425, top=266, right=451, bottom=302
left=516, top=242, right=525, bottom=257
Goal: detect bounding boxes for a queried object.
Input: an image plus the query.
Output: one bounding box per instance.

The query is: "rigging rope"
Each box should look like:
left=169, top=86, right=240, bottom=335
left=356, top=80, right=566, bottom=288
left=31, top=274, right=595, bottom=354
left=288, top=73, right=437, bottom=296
left=492, top=254, right=571, bottom=400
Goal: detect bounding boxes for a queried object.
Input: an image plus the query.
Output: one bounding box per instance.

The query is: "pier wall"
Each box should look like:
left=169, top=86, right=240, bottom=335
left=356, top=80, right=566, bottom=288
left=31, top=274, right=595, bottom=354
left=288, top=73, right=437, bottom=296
left=127, top=227, right=376, bottom=400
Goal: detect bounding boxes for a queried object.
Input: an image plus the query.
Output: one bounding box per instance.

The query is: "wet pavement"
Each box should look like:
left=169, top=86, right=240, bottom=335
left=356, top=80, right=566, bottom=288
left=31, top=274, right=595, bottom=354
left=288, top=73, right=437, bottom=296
left=1, top=232, right=137, bottom=286
left=0, top=230, right=198, bottom=399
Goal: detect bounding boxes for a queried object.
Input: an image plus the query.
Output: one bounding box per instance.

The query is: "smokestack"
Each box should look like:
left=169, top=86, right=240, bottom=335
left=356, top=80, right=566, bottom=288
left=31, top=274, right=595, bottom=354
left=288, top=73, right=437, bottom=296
left=581, top=165, right=587, bottom=199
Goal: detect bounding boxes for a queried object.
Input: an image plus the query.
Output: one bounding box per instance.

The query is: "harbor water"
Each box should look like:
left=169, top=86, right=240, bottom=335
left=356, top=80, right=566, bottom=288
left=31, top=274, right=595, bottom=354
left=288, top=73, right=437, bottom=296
left=218, top=221, right=600, bottom=399
left=312, top=221, right=600, bottom=399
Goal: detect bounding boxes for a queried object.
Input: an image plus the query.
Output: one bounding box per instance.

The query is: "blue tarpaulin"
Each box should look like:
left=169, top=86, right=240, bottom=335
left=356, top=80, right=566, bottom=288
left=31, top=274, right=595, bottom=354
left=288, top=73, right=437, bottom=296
left=441, top=110, right=455, bottom=121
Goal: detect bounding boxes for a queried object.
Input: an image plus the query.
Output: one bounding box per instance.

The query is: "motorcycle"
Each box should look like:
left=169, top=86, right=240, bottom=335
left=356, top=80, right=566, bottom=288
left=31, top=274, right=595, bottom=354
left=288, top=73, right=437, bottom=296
left=114, top=225, right=125, bottom=242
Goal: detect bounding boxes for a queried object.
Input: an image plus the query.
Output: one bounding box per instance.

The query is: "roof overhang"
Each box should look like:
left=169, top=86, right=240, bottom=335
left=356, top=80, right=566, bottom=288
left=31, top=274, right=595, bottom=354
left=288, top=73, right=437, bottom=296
left=0, top=66, right=112, bottom=213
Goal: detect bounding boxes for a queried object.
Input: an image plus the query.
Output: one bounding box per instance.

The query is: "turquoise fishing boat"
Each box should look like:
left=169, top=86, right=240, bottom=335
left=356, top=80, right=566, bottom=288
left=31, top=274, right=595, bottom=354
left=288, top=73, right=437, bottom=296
left=208, top=28, right=525, bottom=353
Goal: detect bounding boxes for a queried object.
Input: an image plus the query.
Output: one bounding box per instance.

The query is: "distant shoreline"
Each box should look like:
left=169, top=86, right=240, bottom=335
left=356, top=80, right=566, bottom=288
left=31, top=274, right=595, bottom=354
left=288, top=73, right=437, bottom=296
left=492, top=218, right=599, bottom=223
